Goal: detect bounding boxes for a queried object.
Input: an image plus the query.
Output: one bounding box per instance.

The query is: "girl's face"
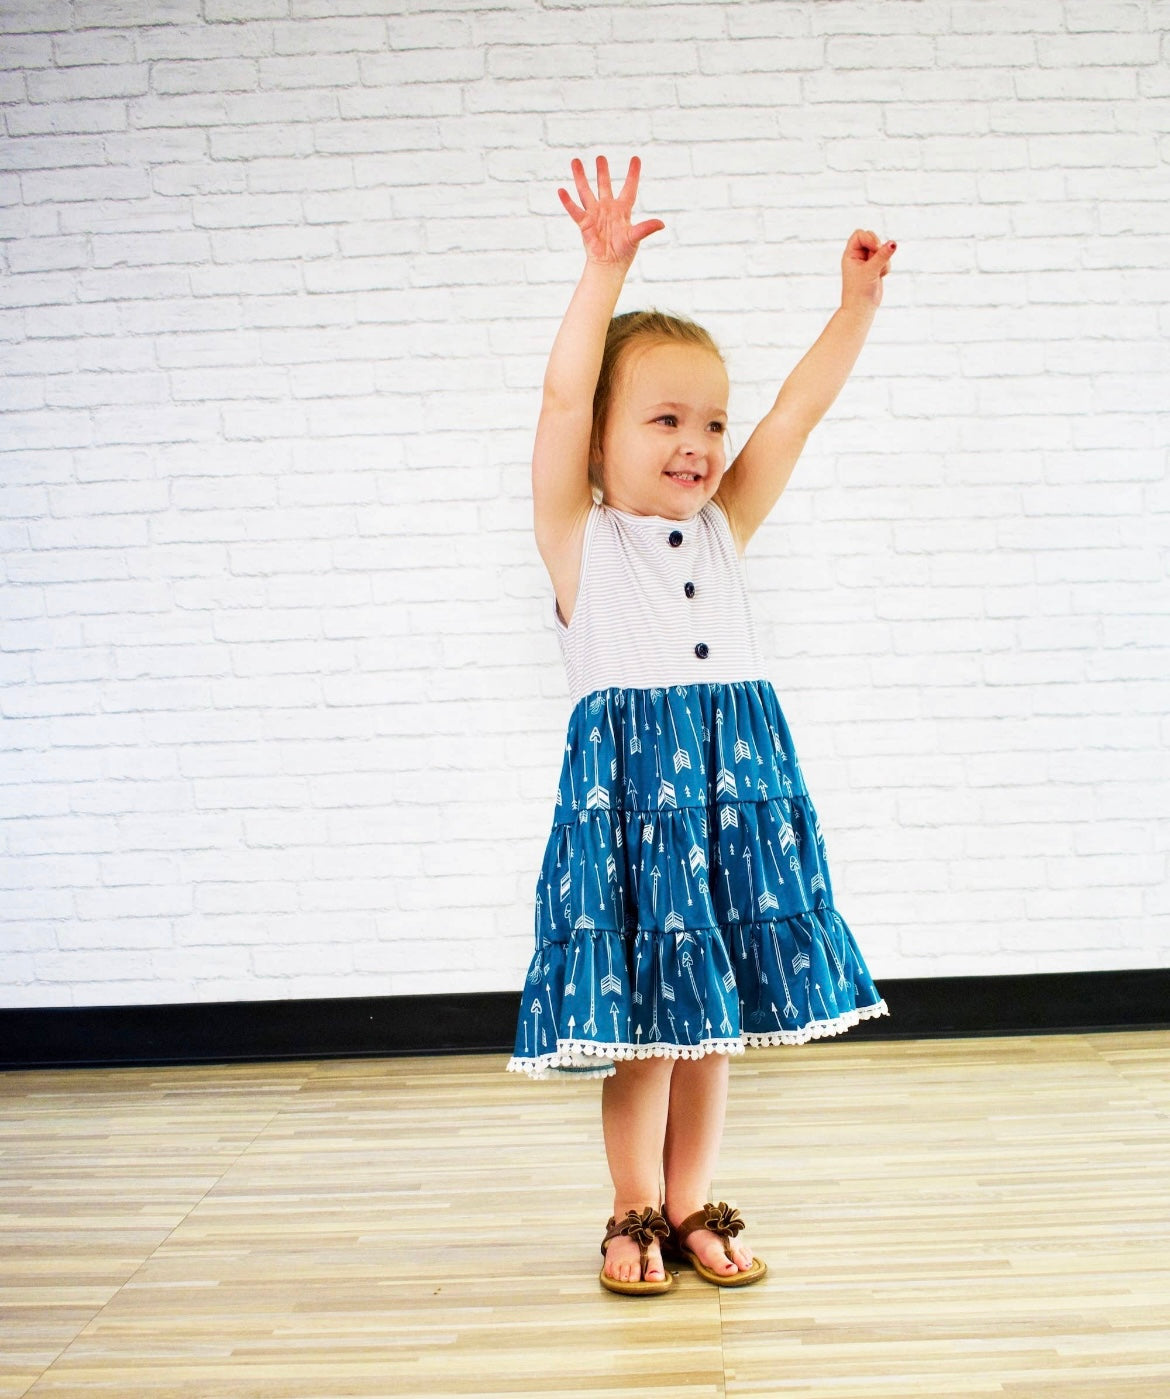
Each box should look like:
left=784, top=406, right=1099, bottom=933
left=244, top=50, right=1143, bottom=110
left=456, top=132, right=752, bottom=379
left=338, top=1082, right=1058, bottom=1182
left=598, top=340, right=729, bottom=519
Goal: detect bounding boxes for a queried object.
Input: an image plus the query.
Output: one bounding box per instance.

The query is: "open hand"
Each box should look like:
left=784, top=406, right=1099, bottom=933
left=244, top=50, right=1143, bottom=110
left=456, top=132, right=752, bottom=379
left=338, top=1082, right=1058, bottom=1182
left=559, top=155, right=665, bottom=267
left=841, top=229, right=897, bottom=309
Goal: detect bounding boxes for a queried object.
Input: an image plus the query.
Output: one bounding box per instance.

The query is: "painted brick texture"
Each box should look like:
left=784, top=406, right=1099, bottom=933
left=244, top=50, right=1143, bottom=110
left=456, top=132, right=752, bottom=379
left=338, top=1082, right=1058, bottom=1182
left=2, top=0, right=1168, bottom=1008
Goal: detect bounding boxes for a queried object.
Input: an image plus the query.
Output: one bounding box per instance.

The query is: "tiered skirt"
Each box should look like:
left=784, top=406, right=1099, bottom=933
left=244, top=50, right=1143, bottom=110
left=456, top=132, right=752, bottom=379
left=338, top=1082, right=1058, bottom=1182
left=508, top=680, right=887, bottom=1079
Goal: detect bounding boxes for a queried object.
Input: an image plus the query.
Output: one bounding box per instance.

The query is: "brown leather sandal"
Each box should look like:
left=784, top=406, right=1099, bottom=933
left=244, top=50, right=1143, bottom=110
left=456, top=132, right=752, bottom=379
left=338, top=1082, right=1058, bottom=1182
left=665, top=1201, right=767, bottom=1287
left=599, top=1206, right=674, bottom=1296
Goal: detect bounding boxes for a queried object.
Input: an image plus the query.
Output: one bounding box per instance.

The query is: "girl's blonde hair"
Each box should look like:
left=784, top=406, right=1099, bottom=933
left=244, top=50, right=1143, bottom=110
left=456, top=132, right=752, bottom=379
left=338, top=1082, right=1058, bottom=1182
left=589, top=310, right=724, bottom=494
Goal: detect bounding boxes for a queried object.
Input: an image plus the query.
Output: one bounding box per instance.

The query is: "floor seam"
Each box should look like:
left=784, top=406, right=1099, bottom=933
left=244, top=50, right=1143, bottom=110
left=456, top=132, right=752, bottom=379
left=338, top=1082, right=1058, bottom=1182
left=20, top=1072, right=313, bottom=1395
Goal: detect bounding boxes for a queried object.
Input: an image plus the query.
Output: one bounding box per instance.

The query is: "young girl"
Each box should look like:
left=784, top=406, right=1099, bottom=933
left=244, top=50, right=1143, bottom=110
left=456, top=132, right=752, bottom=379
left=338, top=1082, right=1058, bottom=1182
left=507, top=155, right=892, bottom=1295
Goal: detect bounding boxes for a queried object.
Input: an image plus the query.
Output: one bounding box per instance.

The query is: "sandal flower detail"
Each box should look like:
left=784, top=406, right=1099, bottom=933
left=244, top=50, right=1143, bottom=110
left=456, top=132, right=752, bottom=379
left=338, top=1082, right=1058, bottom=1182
left=702, top=1202, right=745, bottom=1240
left=599, top=1207, right=674, bottom=1296
left=665, top=1201, right=767, bottom=1288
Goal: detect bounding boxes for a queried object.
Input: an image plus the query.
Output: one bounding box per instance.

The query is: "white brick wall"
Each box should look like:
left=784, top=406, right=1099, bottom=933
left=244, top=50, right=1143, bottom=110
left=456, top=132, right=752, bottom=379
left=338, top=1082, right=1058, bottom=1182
left=2, top=0, right=1168, bottom=1009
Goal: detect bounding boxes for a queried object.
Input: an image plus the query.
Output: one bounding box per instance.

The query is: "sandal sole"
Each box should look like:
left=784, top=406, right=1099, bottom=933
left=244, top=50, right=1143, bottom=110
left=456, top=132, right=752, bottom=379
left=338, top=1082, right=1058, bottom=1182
left=598, top=1270, right=674, bottom=1296
left=683, top=1252, right=767, bottom=1287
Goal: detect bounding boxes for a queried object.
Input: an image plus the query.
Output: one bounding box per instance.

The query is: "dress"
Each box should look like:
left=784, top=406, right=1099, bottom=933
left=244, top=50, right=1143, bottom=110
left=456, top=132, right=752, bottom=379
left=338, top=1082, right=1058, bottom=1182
left=507, top=500, right=887, bottom=1079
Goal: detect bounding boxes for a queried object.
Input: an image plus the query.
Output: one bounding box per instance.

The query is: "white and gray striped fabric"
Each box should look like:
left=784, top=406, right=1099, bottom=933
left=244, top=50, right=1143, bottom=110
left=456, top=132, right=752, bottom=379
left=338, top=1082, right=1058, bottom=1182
left=555, top=501, right=765, bottom=706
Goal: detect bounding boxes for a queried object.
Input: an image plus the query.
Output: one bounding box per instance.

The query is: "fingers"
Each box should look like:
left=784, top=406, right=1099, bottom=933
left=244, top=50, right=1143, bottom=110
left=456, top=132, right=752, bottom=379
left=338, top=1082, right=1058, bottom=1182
left=616, top=154, right=642, bottom=207
left=556, top=157, right=593, bottom=225
left=845, top=228, right=880, bottom=260
left=556, top=184, right=586, bottom=226
left=867, top=237, right=897, bottom=276
left=568, top=156, right=594, bottom=211
left=630, top=217, right=666, bottom=246
left=595, top=153, right=613, bottom=202
left=560, top=153, right=646, bottom=215
left=845, top=229, right=897, bottom=271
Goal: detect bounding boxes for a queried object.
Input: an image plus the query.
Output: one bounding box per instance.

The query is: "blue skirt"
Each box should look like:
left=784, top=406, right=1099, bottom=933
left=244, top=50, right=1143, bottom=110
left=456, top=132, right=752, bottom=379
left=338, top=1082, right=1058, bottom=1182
left=507, top=680, right=888, bottom=1079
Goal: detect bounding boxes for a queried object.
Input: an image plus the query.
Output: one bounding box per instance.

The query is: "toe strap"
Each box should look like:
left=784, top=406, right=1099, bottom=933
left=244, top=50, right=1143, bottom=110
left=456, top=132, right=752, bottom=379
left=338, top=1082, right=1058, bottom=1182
left=674, top=1201, right=746, bottom=1261
left=602, top=1206, right=670, bottom=1256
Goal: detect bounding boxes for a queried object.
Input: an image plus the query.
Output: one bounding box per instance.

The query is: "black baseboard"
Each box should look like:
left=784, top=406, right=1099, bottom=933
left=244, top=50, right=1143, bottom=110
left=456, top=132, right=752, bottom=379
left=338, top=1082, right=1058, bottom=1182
left=2, top=969, right=1168, bottom=1072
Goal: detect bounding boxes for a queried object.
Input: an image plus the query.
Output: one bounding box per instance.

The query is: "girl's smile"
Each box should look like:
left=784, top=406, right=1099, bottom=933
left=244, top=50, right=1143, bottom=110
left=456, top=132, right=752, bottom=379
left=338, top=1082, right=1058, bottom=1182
left=599, top=341, right=730, bottom=518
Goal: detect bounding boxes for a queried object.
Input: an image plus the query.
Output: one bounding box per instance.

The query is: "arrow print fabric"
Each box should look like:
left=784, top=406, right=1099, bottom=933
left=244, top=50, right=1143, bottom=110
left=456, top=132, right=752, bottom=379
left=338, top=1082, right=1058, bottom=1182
left=508, top=679, right=888, bottom=1079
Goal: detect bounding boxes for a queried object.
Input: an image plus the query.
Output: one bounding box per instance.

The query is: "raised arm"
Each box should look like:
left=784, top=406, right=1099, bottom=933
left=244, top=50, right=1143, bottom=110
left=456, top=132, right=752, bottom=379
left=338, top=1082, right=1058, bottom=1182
left=532, top=156, right=664, bottom=590
left=716, top=229, right=896, bottom=551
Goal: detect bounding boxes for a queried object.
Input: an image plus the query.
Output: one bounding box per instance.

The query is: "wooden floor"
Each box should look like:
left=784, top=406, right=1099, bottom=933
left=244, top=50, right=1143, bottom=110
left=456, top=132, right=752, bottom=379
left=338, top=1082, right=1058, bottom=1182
left=2, top=1032, right=1168, bottom=1398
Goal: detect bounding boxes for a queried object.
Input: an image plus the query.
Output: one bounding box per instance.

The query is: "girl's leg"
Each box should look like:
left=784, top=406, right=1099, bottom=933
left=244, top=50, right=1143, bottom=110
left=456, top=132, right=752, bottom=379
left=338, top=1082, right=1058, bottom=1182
left=662, top=1053, right=754, bottom=1275
left=600, top=1057, right=673, bottom=1283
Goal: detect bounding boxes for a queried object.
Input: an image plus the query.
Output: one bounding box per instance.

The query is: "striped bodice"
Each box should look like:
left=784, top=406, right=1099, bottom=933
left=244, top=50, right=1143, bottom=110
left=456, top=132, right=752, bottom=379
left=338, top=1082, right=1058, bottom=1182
left=555, top=501, right=765, bottom=705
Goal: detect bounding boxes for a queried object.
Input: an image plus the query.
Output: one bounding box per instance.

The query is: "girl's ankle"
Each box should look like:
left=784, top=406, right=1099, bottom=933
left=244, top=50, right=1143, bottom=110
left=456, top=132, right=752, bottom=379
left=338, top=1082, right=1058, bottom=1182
left=612, top=1198, right=662, bottom=1216
left=664, top=1197, right=704, bottom=1224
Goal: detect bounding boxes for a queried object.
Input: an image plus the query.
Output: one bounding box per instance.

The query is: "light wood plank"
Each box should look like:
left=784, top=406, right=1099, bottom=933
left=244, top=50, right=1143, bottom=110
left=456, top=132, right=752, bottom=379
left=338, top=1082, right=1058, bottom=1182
left=1, top=1033, right=1167, bottom=1397
left=0, top=1063, right=313, bottom=1396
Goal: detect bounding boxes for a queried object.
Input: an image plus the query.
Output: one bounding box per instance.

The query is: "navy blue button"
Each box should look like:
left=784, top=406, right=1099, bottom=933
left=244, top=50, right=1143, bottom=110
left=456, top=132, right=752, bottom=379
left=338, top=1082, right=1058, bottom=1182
left=684, top=581, right=695, bottom=598
left=694, top=642, right=709, bottom=659
left=668, top=529, right=683, bottom=547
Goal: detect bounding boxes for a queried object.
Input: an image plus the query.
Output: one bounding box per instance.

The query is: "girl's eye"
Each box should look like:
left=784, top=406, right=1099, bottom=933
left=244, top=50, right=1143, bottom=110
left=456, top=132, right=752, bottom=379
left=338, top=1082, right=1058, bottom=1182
left=709, top=421, right=727, bottom=434
left=655, top=414, right=678, bottom=427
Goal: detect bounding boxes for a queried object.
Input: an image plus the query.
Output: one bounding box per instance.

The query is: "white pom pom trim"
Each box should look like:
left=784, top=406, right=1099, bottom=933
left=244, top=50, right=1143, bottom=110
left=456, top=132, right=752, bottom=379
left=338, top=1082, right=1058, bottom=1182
left=506, top=999, right=889, bottom=1080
